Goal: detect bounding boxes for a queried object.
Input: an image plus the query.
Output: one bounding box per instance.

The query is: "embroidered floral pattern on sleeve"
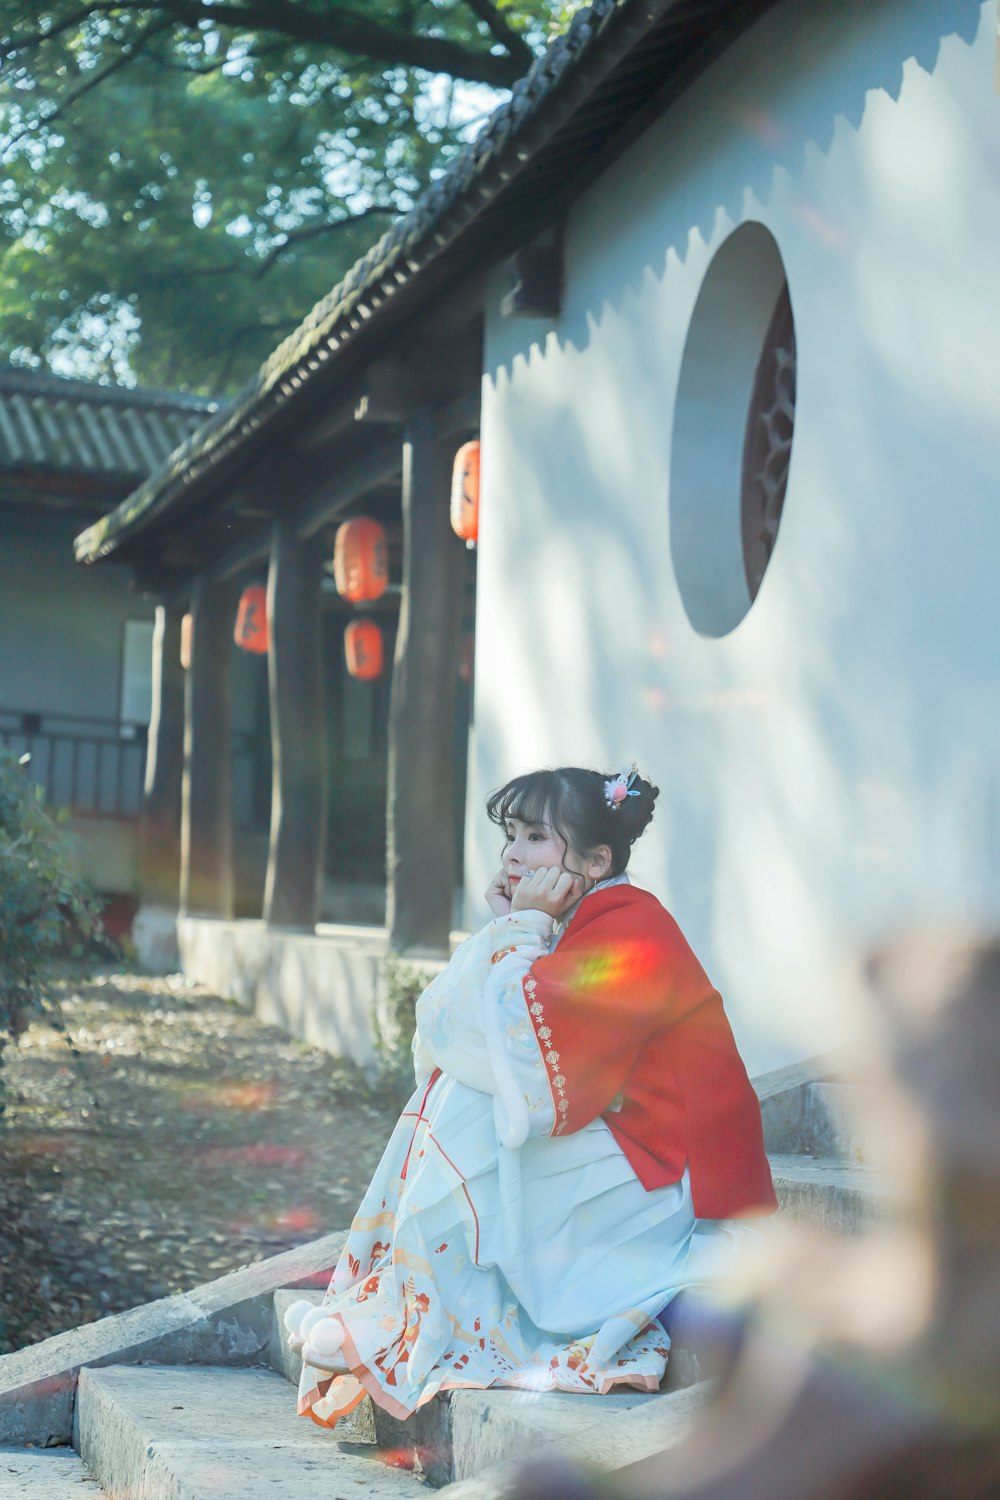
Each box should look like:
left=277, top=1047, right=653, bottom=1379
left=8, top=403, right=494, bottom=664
left=494, top=968, right=556, bottom=1136
left=524, top=975, right=570, bottom=1134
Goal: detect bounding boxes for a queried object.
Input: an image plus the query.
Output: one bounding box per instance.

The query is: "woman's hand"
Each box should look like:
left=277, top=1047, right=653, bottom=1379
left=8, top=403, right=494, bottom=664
left=485, top=869, right=513, bottom=916
left=510, top=866, right=583, bottom=920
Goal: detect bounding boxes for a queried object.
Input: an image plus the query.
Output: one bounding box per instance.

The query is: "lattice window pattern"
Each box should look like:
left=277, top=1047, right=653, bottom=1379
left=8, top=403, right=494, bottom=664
left=741, top=284, right=796, bottom=601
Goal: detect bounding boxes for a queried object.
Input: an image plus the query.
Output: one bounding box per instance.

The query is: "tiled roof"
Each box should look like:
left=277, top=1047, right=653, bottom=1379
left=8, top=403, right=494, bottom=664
left=0, top=368, right=222, bottom=487
left=76, top=0, right=774, bottom=565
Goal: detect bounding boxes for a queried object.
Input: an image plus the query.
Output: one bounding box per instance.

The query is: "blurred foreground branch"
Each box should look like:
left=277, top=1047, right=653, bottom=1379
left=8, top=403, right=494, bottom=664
left=515, top=933, right=1000, bottom=1500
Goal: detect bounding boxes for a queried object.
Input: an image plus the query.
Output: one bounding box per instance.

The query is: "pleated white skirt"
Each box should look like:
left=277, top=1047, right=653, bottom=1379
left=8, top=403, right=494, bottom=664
left=297, top=1071, right=752, bottom=1429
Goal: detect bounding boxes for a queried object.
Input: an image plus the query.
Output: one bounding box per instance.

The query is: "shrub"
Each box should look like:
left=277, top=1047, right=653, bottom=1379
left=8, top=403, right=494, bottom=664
left=374, top=957, right=430, bottom=1108
left=0, top=749, right=102, bottom=1111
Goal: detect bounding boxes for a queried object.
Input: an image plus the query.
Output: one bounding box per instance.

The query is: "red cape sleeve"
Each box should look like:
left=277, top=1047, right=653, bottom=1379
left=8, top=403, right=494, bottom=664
left=521, top=888, right=703, bottom=1137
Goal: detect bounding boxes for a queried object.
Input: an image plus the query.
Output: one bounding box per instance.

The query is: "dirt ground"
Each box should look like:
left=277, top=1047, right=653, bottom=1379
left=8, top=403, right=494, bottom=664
left=0, top=966, right=405, bottom=1356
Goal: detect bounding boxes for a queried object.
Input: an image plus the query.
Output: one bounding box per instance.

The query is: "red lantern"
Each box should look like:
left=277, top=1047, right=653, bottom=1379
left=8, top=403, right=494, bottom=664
left=180, top=612, right=193, bottom=671
left=450, top=440, right=480, bottom=545
left=344, top=619, right=384, bottom=680
left=333, top=518, right=388, bottom=603
left=234, top=584, right=269, bottom=654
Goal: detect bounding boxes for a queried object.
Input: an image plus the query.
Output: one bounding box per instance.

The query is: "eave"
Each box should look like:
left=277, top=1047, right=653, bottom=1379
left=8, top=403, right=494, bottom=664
left=75, top=0, right=779, bottom=572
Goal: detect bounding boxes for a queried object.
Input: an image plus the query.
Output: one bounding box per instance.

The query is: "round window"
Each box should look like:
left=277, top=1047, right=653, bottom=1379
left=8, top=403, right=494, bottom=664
left=669, top=223, right=796, bottom=637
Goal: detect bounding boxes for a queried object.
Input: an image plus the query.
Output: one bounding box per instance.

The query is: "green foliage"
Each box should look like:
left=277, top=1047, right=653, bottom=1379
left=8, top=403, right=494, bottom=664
left=374, top=955, right=430, bottom=1107
left=0, top=749, right=102, bottom=1111
left=0, top=1, right=584, bottom=393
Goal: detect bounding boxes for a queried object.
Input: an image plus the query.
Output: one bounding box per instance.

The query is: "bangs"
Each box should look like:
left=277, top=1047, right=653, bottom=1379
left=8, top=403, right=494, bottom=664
left=485, top=771, right=560, bottom=832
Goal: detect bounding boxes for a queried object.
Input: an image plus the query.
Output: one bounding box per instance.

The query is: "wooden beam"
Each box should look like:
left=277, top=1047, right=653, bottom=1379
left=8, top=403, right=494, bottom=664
left=198, top=429, right=403, bottom=584
left=180, top=576, right=238, bottom=916
left=138, top=603, right=184, bottom=908
left=293, top=430, right=404, bottom=543
left=385, top=407, right=466, bottom=954
left=130, top=561, right=193, bottom=600
left=203, top=527, right=272, bottom=587
left=353, top=359, right=417, bottom=425
left=436, top=388, right=481, bottom=442
left=133, top=389, right=477, bottom=602
left=286, top=380, right=364, bottom=455
left=405, top=263, right=489, bottom=343
left=263, top=520, right=327, bottom=930
left=290, top=285, right=485, bottom=444
left=352, top=353, right=481, bottom=430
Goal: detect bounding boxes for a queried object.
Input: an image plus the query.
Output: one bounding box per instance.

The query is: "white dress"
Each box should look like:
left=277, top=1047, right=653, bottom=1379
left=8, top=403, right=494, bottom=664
left=297, top=878, right=755, bottom=1429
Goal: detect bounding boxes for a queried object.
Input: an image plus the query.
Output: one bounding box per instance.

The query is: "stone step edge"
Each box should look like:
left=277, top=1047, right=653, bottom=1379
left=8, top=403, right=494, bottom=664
left=75, top=1364, right=428, bottom=1500
left=435, top=1382, right=715, bottom=1497
left=72, top=1358, right=714, bottom=1500
left=768, top=1154, right=894, bottom=1194
left=0, top=1445, right=104, bottom=1497
left=770, top=1154, right=898, bottom=1235
left=756, top=1048, right=864, bottom=1157
left=0, top=1230, right=347, bottom=1449
left=752, top=1046, right=858, bottom=1102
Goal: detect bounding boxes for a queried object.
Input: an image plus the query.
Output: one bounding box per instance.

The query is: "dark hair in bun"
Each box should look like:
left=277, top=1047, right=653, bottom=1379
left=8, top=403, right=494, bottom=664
left=486, top=765, right=659, bottom=877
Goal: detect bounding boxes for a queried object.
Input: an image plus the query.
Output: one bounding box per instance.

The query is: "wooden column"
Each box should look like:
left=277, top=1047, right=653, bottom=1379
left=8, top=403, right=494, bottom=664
left=138, top=603, right=184, bottom=907
left=263, top=521, right=327, bottom=928
left=386, top=407, right=466, bottom=953
left=180, top=576, right=238, bottom=916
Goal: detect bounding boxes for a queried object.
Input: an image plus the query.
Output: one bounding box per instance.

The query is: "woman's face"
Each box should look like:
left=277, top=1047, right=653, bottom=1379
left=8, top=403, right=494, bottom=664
left=501, top=815, right=602, bottom=896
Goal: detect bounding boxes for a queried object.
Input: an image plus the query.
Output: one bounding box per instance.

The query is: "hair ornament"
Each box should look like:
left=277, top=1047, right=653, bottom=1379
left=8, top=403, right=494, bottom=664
left=603, top=763, right=641, bottom=811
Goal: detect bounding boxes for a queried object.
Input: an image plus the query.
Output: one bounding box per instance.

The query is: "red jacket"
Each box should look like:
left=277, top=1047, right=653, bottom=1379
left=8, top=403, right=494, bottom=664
left=522, top=884, right=776, bottom=1219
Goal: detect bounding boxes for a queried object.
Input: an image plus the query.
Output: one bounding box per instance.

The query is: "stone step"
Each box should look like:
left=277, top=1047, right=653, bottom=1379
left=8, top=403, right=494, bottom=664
left=0, top=1447, right=104, bottom=1498
left=444, top=1382, right=711, bottom=1487
left=756, top=1053, right=870, bottom=1161
left=769, top=1153, right=892, bottom=1233
left=271, top=1287, right=323, bottom=1386
left=763, top=1079, right=869, bottom=1161
left=435, top=1381, right=712, bottom=1498
left=803, top=1081, right=867, bottom=1161
left=271, top=1288, right=713, bottom=1488
left=75, top=1365, right=432, bottom=1500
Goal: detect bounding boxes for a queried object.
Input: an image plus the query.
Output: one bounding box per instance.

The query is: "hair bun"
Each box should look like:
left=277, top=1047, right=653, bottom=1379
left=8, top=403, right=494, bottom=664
left=605, top=767, right=658, bottom=845
left=602, top=768, right=656, bottom=852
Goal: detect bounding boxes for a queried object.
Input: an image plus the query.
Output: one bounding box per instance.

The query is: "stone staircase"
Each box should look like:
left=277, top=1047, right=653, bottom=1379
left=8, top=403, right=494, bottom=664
left=0, top=1054, right=889, bottom=1499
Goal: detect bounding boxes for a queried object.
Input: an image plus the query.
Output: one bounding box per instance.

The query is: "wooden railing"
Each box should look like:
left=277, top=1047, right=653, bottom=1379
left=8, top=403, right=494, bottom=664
left=0, top=710, right=263, bottom=828
left=0, top=710, right=147, bottom=820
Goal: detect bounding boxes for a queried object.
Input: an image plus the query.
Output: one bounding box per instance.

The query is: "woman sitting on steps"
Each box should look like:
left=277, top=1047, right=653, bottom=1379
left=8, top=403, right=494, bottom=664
left=284, top=764, right=776, bottom=1429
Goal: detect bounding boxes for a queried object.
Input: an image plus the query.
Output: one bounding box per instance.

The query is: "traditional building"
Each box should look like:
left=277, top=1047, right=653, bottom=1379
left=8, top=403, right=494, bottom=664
left=0, top=368, right=222, bottom=920
left=75, top=0, right=999, bottom=1073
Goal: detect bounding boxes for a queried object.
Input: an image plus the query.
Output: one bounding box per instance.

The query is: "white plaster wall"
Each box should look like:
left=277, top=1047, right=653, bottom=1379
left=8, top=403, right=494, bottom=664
left=468, top=0, right=998, bottom=1072
left=0, top=507, right=151, bottom=721
left=0, top=505, right=261, bottom=733
left=0, top=505, right=262, bottom=850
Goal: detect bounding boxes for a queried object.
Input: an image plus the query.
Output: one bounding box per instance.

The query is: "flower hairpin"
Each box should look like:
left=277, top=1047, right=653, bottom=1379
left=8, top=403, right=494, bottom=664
left=603, top=763, right=641, bottom=811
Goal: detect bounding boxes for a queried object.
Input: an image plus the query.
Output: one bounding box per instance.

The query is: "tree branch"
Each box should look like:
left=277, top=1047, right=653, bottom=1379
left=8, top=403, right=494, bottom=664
left=5, top=0, right=528, bottom=87
left=210, top=313, right=301, bottom=387
left=60, top=16, right=173, bottom=107
left=3, top=3, right=154, bottom=55
left=1, top=15, right=172, bottom=162
left=135, top=262, right=245, bottom=282
left=461, top=0, right=535, bottom=70
left=142, top=34, right=289, bottom=76
left=172, top=0, right=528, bottom=85
left=252, top=203, right=398, bottom=279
